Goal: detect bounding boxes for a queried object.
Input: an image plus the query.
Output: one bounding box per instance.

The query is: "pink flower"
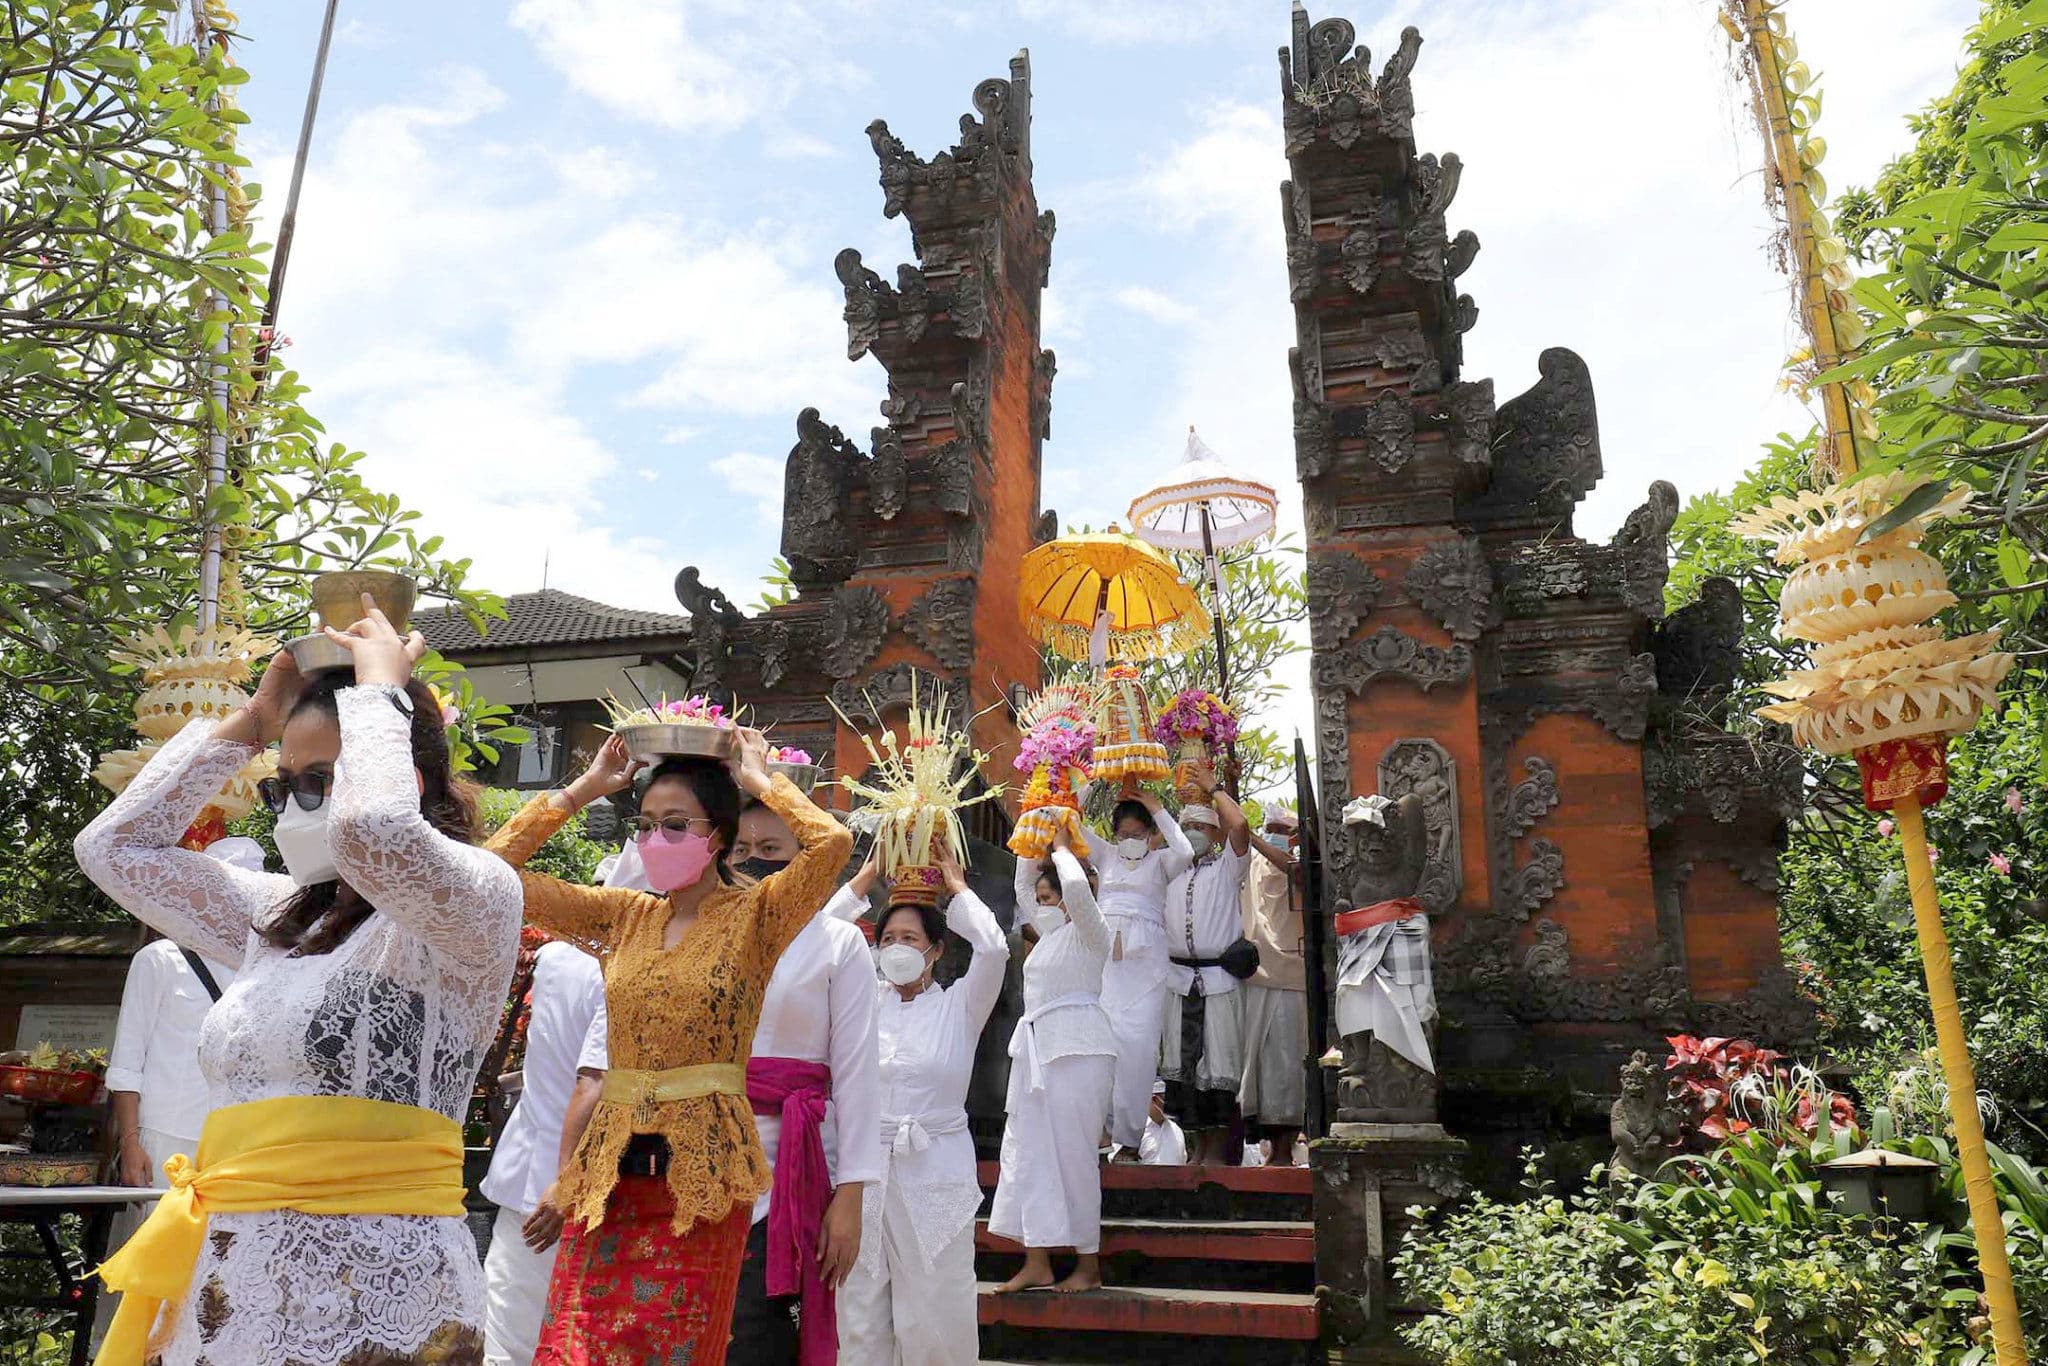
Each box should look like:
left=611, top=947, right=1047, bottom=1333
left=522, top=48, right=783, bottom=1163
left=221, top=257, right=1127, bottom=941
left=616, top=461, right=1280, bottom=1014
left=2006, top=788, right=2025, bottom=815
left=1989, top=853, right=2012, bottom=877
left=1877, top=818, right=1894, bottom=838
left=1927, top=846, right=1939, bottom=865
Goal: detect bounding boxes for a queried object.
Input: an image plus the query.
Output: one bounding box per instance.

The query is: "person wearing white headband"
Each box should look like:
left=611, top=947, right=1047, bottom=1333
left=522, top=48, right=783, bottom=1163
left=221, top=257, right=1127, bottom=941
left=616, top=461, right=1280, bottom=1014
left=1158, top=766, right=1254, bottom=1166
left=988, top=825, right=1115, bottom=1294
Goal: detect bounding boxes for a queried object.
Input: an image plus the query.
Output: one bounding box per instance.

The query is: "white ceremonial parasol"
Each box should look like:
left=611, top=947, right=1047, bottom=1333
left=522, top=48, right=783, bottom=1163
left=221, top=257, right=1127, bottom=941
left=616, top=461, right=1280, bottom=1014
left=1127, top=426, right=1279, bottom=702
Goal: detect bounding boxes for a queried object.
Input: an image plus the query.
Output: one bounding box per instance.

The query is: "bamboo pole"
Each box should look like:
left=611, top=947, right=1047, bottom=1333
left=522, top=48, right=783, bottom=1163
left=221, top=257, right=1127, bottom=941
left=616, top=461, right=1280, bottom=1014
left=1895, top=794, right=2029, bottom=1365
left=1728, top=6, right=2028, bottom=1357
left=194, top=0, right=232, bottom=633
left=1735, top=0, right=1858, bottom=481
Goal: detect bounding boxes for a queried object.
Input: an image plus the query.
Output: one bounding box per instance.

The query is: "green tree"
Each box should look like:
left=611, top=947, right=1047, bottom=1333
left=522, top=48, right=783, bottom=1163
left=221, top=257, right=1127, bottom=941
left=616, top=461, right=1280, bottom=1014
left=1826, top=0, right=2048, bottom=660
left=1, top=5, right=507, bottom=927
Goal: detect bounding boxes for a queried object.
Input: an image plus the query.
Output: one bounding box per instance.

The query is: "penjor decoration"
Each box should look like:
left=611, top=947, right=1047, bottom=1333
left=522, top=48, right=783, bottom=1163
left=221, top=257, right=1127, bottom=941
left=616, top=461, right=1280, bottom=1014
left=93, top=625, right=277, bottom=850
left=1090, top=664, right=1172, bottom=786
left=836, top=682, right=1001, bottom=909
left=1007, top=682, right=1102, bottom=860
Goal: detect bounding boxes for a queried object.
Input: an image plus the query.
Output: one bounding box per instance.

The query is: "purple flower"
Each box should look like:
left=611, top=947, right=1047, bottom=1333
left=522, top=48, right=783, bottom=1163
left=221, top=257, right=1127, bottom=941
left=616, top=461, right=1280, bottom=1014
left=2006, top=788, right=2025, bottom=815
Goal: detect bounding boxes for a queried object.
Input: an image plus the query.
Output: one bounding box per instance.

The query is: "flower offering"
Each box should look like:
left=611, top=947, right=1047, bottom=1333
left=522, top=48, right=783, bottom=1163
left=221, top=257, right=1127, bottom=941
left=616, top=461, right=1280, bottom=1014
left=1007, top=682, right=1101, bottom=859
left=1153, top=687, right=1238, bottom=801
left=834, top=681, right=1001, bottom=907
left=1091, top=663, right=1172, bottom=784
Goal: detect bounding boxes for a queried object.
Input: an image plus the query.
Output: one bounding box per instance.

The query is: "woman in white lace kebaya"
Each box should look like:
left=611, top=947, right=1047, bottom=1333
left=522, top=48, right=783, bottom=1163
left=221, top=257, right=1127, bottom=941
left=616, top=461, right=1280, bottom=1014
left=827, top=850, right=1008, bottom=1366
left=988, top=828, right=1116, bottom=1294
left=73, top=611, right=521, bottom=1366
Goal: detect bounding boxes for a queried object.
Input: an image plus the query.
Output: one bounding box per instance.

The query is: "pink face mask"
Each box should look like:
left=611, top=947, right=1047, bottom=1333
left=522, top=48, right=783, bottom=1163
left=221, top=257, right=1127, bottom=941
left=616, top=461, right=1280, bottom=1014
left=635, top=826, right=717, bottom=893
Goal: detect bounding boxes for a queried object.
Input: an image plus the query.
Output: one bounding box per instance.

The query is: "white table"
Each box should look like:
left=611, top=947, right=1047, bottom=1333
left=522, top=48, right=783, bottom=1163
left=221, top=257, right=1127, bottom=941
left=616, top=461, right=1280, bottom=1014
left=0, top=1185, right=165, bottom=1366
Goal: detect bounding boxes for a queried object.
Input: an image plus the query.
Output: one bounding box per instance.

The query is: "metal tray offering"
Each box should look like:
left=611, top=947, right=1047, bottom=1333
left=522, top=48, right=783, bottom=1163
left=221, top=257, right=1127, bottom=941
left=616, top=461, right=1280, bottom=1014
left=767, top=760, right=821, bottom=793
left=615, top=722, right=738, bottom=764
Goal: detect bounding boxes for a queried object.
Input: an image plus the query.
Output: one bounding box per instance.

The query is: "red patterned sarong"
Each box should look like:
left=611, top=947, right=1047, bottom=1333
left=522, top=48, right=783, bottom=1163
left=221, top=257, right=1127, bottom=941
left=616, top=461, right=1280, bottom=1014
left=534, top=1175, right=751, bottom=1366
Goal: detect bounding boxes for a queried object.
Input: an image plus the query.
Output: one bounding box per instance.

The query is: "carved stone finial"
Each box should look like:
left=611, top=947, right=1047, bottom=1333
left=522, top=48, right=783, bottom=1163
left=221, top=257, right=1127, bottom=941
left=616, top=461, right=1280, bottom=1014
left=782, top=409, right=864, bottom=589
left=1462, top=346, right=1602, bottom=533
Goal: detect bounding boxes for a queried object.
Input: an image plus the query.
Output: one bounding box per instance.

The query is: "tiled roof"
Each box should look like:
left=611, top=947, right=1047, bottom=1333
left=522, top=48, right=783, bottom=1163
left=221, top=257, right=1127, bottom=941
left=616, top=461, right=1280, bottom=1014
left=415, top=589, right=694, bottom=653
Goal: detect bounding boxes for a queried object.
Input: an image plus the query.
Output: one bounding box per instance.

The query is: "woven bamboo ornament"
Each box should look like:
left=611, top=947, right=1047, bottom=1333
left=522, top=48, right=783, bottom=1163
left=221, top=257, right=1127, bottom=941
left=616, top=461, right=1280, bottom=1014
left=1091, top=664, right=1172, bottom=784
left=1732, top=474, right=2013, bottom=768
left=94, top=624, right=278, bottom=844
left=1007, top=681, right=1102, bottom=860
left=835, top=681, right=1002, bottom=909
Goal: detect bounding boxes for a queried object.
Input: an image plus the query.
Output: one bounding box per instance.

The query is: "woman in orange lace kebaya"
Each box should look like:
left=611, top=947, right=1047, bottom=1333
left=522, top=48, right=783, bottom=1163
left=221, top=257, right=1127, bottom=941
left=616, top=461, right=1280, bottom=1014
left=485, top=727, right=851, bottom=1366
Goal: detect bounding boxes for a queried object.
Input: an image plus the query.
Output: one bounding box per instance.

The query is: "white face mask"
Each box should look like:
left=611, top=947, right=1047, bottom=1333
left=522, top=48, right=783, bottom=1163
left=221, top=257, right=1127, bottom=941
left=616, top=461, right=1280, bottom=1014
left=1115, top=837, right=1150, bottom=861
left=1187, top=830, right=1216, bottom=860
left=875, top=943, right=929, bottom=987
left=272, top=799, right=339, bottom=887
left=1030, top=903, right=1068, bottom=937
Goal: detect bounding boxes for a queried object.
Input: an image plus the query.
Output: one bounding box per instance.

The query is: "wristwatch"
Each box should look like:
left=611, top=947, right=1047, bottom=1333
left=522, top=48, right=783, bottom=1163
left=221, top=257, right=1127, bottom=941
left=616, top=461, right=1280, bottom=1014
left=364, top=682, right=415, bottom=717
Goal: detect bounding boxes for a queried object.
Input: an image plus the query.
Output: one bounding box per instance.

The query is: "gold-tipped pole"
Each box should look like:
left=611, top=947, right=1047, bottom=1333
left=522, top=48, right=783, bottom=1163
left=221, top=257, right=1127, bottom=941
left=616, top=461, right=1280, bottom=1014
left=1724, top=5, right=2028, bottom=1358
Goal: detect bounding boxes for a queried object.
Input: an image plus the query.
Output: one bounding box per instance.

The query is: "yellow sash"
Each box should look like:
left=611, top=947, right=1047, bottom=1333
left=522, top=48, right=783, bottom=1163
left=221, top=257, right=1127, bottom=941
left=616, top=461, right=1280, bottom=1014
left=600, top=1061, right=746, bottom=1107
left=94, top=1094, right=465, bottom=1366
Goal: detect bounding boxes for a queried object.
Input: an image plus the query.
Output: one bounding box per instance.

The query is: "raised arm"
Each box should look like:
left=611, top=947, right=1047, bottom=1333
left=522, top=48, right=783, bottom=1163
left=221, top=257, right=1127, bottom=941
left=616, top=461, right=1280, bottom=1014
left=1250, top=832, right=1297, bottom=874
left=1210, top=787, right=1253, bottom=858
left=1049, top=846, right=1110, bottom=957
left=73, top=720, right=285, bottom=968
left=744, top=732, right=853, bottom=961
left=325, top=687, right=522, bottom=973
left=938, top=853, right=1010, bottom=1032
left=1146, top=795, right=1195, bottom=881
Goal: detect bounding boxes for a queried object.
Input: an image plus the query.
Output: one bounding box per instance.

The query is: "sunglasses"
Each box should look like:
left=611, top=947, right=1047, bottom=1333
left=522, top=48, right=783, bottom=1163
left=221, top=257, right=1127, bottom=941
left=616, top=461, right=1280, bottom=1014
left=259, top=770, right=332, bottom=815
left=630, top=815, right=717, bottom=838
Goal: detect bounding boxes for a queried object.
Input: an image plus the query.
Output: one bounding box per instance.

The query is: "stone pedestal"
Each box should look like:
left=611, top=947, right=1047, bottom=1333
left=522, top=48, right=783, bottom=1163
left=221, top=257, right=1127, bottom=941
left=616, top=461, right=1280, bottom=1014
left=1311, top=1129, right=1468, bottom=1364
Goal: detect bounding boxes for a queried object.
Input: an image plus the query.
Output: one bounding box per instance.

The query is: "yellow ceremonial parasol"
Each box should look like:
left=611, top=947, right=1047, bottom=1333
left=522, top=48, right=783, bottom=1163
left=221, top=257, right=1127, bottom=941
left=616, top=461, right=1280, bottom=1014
left=1018, top=527, right=1209, bottom=665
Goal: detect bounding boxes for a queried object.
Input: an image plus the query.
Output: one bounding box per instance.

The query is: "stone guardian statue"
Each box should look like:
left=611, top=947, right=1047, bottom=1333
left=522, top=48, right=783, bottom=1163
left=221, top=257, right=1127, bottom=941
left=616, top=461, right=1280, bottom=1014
left=1333, top=792, right=1438, bottom=1125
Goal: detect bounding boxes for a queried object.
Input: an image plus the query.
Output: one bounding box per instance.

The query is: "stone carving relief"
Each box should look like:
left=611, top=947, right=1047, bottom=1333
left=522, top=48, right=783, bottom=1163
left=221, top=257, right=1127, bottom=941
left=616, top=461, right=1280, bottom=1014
left=868, top=427, right=908, bottom=521
left=1306, top=550, right=1384, bottom=650
left=1294, top=372, right=1335, bottom=483
left=1377, top=738, right=1462, bottom=914
left=1315, top=627, right=1473, bottom=696
left=831, top=663, right=970, bottom=730
left=1461, top=346, right=1602, bottom=531
left=1403, top=536, right=1495, bottom=641
left=1402, top=152, right=1461, bottom=282
left=903, top=577, right=976, bottom=671
left=1340, top=207, right=1383, bottom=295
left=1443, top=378, right=1494, bottom=467
left=672, top=565, right=744, bottom=696
left=1652, top=576, right=1745, bottom=709
left=781, top=408, right=863, bottom=588
left=820, top=585, right=891, bottom=680
left=1523, top=918, right=1570, bottom=982
left=1364, top=391, right=1415, bottom=473
left=1031, top=348, right=1057, bottom=440
left=1497, top=756, right=1559, bottom=841
left=1284, top=180, right=1317, bottom=302
left=836, top=248, right=887, bottom=361
left=1610, top=480, right=1681, bottom=621
left=1503, top=839, right=1564, bottom=918
left=1032, top=508, right=1060, bottom=546
left=756, top=620, right=792, bottom=691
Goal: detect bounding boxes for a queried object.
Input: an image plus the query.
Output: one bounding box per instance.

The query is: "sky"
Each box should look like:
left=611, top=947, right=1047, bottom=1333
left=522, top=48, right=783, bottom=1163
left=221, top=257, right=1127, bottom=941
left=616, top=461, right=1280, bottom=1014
left=227, top=0, right=1978, bottom=757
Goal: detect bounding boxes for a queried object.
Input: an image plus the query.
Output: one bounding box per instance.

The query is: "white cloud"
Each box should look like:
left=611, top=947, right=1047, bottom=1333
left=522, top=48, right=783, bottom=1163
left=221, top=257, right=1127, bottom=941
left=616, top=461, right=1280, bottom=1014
left=548, top=145, right=652, bottom=199
left=508, top=0, right=868, bottom=135
left=765, top=129, right=840, bottom=160
left=712, top=452, right=787, bottom=523
left=1113, top=286, right=1199, bottom=325
left=1011, top=0, right=1252, bottom=46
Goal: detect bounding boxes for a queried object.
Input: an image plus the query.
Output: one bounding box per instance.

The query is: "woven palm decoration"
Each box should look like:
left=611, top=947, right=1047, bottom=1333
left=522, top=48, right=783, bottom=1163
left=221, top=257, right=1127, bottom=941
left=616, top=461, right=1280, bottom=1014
left=1007, top=681, right=1103, bottom=860
left=836, top=680, right=1002, bottom=908
left=94, top=625, right=277, bottom=848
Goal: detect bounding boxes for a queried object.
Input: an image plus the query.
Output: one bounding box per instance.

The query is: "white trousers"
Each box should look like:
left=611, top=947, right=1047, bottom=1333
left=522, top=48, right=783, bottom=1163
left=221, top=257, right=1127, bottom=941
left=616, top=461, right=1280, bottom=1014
left=482, top=1205, right=559, bottom=1366
left=90, top=1127, right=189, bottom=1351
left=1100, top=949, right=1168, bottom=1150
left=1238, top=983, right=1309, bottom=1127
left=988, top=1051, right=1114, bottom=1253
left=837, top=1178, right=979, bottom=1366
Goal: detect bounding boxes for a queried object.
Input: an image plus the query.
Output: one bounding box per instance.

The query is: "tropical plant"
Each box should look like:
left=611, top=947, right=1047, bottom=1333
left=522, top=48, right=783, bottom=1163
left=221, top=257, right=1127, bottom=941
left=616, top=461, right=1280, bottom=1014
left=1664, top=1034, right=1855, bottom=1146
left=0, top=5, right=509, bottom=927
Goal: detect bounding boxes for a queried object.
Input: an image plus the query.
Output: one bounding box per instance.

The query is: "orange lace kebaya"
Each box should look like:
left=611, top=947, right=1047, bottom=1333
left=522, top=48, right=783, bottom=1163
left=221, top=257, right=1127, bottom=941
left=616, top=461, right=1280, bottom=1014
left=486, top=774, right=850, bottom=1233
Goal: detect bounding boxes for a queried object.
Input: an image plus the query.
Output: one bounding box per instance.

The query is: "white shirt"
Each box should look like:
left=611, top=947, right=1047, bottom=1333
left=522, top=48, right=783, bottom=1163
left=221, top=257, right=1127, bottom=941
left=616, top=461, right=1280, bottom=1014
left=483, top=941, right=606, bottom=1214
left=1140, top=1114, right=1187, bottom=1165
left=1009, top=849, right=1116, bottom=1064
left=1164, top=844, right=1252, bottom=996
left=105, top=938, right=237, bottom=1143
left=833, top=885, right=1007, bottom=1271
left=747, top=907, right=884, bottom=1225
left=1081, top=807, right=1194, bottom=960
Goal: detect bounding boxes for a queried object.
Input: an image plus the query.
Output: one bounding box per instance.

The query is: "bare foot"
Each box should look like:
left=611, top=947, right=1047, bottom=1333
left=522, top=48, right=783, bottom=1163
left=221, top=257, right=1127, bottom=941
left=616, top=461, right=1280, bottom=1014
left=1055, top=1265, right=1102, bottom=1293
left=997, top=1264, right=1056, bottom=1294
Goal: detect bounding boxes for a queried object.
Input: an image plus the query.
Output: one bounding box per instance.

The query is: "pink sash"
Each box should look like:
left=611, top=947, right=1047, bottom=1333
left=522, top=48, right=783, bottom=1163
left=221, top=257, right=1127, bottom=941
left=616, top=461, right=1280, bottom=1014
left=747, top=1055, right=835, bottom=1366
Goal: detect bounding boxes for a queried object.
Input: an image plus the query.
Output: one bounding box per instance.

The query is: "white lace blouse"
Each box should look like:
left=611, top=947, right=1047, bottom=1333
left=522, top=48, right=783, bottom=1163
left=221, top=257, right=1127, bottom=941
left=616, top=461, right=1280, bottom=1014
left=73, top=687, right=522, bottom=1366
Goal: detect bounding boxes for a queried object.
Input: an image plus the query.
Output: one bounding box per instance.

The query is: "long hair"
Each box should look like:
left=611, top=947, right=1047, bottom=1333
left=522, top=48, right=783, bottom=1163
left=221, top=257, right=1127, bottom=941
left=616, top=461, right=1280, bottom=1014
left=639, top=756, right=742, bottom=886
left=259, top=675, right=479, bottom=956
